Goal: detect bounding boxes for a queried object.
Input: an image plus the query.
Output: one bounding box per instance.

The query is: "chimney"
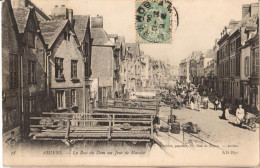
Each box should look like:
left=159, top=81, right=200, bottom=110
left=67, top=9, right=75, bottom=28
left=91, top=15, right=103, bottom=28
left=11, top=0, right=27, bottom=8
left=242, top=4, right=250, bottom=18
left=51, top=4, right=67, bottom=18
left=250, top=3, right=259, bottom=16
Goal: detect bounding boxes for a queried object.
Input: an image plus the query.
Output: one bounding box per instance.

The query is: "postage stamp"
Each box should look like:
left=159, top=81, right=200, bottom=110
left=135, top=0, right=174, bottom=43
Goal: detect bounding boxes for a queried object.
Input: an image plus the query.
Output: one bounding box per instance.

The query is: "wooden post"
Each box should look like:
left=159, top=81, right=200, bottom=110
left=65, top=119, right=71, bottom=139
left=170, top=106, right=173, bottom=122
left=183, top=129, right=185, bottom=145
left=112, top=114, right=115, bottom=126
left=108, top=115, right=111, bottom=140
left=151, top=115, right=153, bottom=139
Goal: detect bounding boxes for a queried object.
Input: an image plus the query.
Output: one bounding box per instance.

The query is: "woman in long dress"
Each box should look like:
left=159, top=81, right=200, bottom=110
left=224, top=106, right=230, bottom=120
left=190, top=96, right=195, bottom=110
left=236, top=104, right=245, bottom=126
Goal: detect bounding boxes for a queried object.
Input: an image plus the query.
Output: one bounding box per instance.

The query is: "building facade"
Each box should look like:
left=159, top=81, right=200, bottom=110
left=13, top=5, right=48, bottom=136
left=40, top=10, right=86, bottom=114
left=2, top=0, right=22, bottom=143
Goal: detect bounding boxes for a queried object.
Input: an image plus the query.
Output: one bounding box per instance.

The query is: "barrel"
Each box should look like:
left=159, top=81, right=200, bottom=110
left=170, top=122, right=180, bottom=134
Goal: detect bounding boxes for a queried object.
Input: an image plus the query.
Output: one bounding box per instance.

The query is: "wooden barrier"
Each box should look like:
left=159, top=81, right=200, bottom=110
left=29, top=112, right=154, bottom=142
left=96, top=98, right=160, bottom=115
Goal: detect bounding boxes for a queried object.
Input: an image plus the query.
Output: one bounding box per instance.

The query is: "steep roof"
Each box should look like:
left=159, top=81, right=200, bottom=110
left=27, top=0, right=51, bottom=20
left=91, top=28, right=114, bottom=46
left=13, top=7, right=31, bottom=33
left=40, top=19, right=68, bottom=48
left=2, top=0, right=20, bottom=46
left=228, top=13, right=258, bottom=38
left=74, top=15, right=90, bottom=43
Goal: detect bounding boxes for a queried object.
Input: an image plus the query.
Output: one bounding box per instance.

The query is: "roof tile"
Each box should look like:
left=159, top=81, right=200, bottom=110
left=13, top=7, right=31, bottom=33
left=74, top=15, right=90, bottom=43
left=91, top=28, right=114, bottom=46
left=40, top=19, right=68, bottom=47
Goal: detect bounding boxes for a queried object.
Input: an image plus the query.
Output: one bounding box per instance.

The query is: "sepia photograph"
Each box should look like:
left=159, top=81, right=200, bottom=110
left=1, top=0, right=259, bottom=166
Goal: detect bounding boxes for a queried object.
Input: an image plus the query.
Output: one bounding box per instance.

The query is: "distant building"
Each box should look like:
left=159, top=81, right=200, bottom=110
left=140, top=55, right=150, bottom=88
left=189, top=51, right=202, bottom=85
left=197, top=50, right=214, bottom=85
left=124, top=43, right=142, bottom=92
left=179, top=59, right=189, bottom=84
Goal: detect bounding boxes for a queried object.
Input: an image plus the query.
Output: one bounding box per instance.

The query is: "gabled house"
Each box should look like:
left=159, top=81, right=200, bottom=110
left=40, top=15, right=86, bottom=114
left=2, top=0, right=22, bottom=143
left=12, top=4, right=47, bottom=137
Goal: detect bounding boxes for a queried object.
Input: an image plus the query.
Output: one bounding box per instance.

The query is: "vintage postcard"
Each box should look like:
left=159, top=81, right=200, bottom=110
left=1, top=0, right=260, bottom=167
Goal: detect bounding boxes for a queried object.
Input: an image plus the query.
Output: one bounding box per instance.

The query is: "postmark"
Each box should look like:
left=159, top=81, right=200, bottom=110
left=135, top=0, right=177, bottom=43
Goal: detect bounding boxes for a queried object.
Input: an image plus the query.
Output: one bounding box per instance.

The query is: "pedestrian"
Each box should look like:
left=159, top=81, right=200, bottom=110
left=176, top=95, right=182, bottom=109
left=184, top=93, right=189, bottom=107
left=203, top=95, right=209, bottom=109
left=190, top=96, right=195, bottom=110
left=214, top=97, right=219, bottom=110
left=153, top=114, right=160, bottom=134
left=220, top=97, right=226, bottom=112
left=203, top=90, right=207, bottom=96
left=236, top=104, right=245, bottom=127
left=196, top=93, right=201, bottom=111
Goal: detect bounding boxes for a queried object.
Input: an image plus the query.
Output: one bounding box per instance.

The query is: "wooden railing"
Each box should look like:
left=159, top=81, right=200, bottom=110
left=96, top=98, right=160, bottom=114
left=29, top=112, right=154, bottom=142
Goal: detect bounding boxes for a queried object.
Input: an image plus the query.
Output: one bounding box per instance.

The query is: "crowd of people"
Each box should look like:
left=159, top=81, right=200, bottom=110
left=163, top=83, right=253, bottom=128
left=163, top=83, right=210, bottom=112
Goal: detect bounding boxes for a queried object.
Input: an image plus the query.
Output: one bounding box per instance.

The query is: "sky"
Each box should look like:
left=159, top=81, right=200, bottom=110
left=31, top=0, right=258, bottom=65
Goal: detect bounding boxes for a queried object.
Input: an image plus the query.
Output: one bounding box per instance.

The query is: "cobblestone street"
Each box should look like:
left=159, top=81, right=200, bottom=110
left=153, top=102, right=259, bottom=165
left=158, top=102, right=259, bottom=144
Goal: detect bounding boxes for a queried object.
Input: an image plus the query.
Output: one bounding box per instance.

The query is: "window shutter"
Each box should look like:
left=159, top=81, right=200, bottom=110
left=65, top=89, right=71, bottom=112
